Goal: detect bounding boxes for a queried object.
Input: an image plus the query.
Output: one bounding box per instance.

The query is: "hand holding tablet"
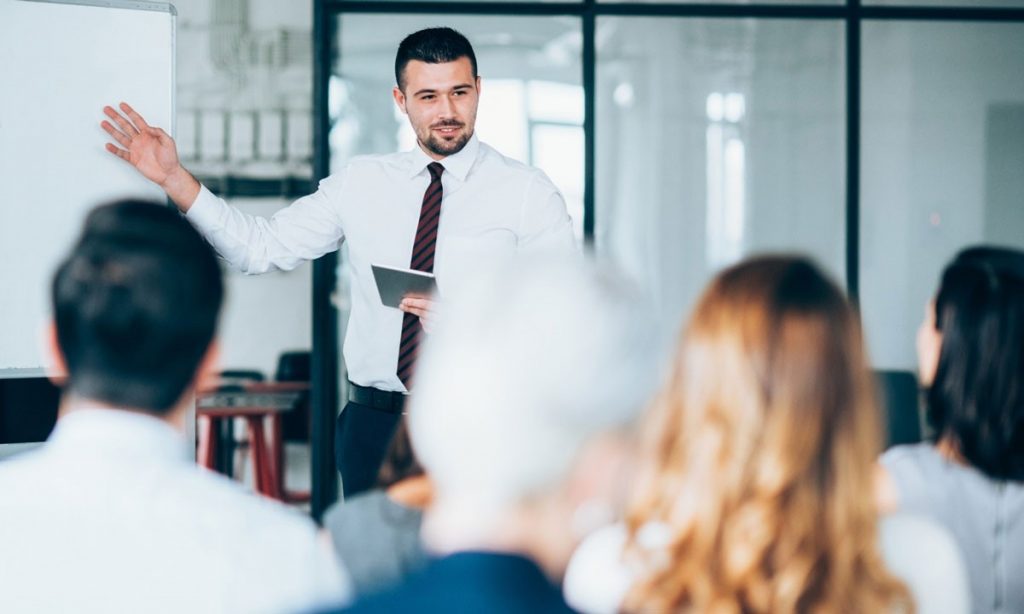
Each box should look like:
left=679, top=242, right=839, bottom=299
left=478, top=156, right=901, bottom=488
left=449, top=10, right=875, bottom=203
left=371, top=264, right=438, bottom=309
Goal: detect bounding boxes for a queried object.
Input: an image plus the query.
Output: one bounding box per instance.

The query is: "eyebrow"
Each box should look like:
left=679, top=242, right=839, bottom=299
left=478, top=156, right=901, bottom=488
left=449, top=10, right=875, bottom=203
left=413, top=83, right=475, bottom=97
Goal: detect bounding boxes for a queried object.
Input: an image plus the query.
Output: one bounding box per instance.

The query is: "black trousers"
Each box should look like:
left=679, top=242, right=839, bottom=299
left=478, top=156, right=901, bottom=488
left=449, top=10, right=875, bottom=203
left=334, top=400, right=403, bottom=499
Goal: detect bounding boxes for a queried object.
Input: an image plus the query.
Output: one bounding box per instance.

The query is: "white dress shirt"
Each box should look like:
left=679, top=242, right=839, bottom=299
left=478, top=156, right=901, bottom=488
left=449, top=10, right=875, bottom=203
left=185, top=135, right=575, bottom=392
left=0, top=409, right=350, bottom=614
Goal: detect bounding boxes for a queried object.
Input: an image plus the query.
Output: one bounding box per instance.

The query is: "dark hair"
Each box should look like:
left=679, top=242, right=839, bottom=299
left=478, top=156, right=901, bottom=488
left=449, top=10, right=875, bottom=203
left=927, top=246, right=1024, bottom=481
left=394, top=27, right=477, bottom=90
left=376, top=417, right=424, bottom=489
left=51, top=199, right=223, bottom=414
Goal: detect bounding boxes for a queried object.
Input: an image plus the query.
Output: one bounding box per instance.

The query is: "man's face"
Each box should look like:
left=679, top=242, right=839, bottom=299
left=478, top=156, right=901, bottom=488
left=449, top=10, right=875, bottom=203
left=393, top=57, right=480, bottom=159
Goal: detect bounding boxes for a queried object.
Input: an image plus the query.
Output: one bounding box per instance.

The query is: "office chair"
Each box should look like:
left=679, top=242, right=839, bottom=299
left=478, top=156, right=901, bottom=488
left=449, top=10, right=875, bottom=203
left=874, top=370, right=925, bottom=449
left=275, top=351, right=311, bottom=443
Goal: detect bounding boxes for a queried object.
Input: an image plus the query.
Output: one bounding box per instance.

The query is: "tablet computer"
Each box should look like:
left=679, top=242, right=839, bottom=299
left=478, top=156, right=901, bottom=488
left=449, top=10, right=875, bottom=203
left=371, top=264, right=437, bottom=309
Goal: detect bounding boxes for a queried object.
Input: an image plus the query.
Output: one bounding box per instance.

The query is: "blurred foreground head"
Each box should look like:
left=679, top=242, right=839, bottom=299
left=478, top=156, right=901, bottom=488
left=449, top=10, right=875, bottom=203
left=51, top=199, right=222, bottom=414
left=409, top=256, right=665, bottom=541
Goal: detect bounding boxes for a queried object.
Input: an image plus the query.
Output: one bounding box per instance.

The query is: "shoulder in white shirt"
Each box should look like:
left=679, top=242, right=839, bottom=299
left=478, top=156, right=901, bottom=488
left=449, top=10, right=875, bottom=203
left=564, top=514, right=969, bottom=614
left=0, top=409, right=351, bottom=614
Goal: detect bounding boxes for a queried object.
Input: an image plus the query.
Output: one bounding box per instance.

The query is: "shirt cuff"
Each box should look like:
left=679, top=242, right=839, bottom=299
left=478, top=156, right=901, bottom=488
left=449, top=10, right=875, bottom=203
left=183, top=184, right=224, bottom=231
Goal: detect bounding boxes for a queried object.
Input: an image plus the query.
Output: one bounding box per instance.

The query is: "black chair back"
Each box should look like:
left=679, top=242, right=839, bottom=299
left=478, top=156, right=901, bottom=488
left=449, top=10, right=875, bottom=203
left=275, top=351, right=310, bottom=382
left=874, top=370, right=924, bottom=449
left=276, top=350, right=311, bottom=442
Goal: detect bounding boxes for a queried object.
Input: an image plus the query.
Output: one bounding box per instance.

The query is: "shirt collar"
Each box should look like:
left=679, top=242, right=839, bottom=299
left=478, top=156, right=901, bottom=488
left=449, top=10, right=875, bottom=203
left=46, top=407, right=191, bottom=464
left=406, top=133, right=480, bottom=182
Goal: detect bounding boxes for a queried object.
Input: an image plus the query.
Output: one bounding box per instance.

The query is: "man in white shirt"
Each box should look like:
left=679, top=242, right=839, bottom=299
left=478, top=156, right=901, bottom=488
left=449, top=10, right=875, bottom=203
left=0, top=200, right=349, bottom=613
left=101, top=27, right=575, bottom=497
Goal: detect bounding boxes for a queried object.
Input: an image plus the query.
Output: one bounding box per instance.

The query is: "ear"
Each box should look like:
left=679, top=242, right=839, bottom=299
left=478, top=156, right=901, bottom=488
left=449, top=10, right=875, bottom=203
left=393, top=86, right=408, bottom=115
left=475, top=75, right=482, bottom=95
left=916, top=299, right=942, bottom=387
left=44, top=320, right=68, bottom=387
left=193, top=340, right=222, bottom=393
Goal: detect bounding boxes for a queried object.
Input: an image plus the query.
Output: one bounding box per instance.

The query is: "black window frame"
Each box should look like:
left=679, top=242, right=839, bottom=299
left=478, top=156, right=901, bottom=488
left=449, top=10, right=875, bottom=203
left=309, top=0, right=1024, bottom=519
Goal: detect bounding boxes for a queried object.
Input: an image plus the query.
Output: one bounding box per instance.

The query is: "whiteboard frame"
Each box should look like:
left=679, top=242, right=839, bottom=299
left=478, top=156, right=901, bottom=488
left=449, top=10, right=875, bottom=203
left=20, top=0, right=177, bottom=16
left=0, top=369, right=48, bottom=380
left=2, top=1, right=188, bottom=455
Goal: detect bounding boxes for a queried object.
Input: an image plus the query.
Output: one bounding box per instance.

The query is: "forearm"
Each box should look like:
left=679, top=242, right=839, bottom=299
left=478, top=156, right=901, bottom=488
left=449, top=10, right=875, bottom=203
left=160, top=166, right=202, bottom=212
left=186, top=187, right=292, bottom=274
left=186, top=183, right=345, bottom=275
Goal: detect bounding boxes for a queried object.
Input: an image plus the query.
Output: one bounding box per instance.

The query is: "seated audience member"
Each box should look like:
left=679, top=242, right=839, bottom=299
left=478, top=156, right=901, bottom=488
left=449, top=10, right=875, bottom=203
left=324, top=258, right=665, bottom=613
left=882, top=246, right=1024, bottom=614
left=0, top=200, right=349, bottom=613
left=565, top=255, right=969, bottom=614
left=322, top=418, right=430, bottom=596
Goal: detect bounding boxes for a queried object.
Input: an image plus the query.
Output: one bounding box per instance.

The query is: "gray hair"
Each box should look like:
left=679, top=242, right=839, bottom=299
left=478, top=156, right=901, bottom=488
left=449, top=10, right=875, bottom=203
left=409, top=255, right=667, bottom=511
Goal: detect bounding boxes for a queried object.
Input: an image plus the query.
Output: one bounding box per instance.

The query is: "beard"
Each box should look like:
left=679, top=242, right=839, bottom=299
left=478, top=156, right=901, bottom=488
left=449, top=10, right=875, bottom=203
left=419, top=121, right=473, bottom=157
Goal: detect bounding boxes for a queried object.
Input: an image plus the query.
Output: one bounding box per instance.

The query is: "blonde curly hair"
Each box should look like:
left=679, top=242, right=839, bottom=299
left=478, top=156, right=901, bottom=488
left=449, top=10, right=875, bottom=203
left=624, top=256, right=912, bottom=613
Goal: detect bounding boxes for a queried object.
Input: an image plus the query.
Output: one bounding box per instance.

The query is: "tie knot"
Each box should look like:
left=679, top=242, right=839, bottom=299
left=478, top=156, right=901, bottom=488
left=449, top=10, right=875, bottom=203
left=427, top=162, right=445, bottom=180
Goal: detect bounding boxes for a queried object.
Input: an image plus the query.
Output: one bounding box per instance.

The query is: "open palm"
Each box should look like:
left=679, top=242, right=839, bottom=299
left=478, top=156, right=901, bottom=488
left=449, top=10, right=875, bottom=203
left=101, top=102, right=179, bottom=185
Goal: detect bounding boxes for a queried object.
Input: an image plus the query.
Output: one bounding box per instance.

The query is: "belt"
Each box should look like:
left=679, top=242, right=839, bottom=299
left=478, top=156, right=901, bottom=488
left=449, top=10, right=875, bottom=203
left=347, top=382, right=407, bottom=414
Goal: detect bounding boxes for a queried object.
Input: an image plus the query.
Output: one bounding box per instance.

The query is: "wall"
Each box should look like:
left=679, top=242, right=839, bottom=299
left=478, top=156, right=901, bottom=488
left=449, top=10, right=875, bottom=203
left=860, top=21, right=1024, bottom=369
left=173, top=0, right=315, bottom=377
left=595, top=18, right=846, bottom=334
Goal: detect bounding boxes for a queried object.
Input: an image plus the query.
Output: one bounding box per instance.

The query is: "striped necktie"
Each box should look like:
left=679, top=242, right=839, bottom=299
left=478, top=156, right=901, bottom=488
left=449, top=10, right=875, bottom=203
left=397, top=162, right=444, bottom=389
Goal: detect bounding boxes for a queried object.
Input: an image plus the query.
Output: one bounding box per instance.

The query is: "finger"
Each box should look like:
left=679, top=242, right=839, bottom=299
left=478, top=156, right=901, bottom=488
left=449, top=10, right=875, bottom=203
left=119, top=102, right=151, bottom=131
left=104, top=105, right=138, bottom=136
left=101, top=121, right=131, bottom=147
left=401, top=297, right=431, bottom=309
left=105, top=143, right=130, bottom=161
left=401, top=305, right=428, bottom=318
left=155, top=127, right=176, bottom=146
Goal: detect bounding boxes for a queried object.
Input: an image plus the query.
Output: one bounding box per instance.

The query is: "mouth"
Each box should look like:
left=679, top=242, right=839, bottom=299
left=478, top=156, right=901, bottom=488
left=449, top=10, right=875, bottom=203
left=431, top=124, right=464, bottom=138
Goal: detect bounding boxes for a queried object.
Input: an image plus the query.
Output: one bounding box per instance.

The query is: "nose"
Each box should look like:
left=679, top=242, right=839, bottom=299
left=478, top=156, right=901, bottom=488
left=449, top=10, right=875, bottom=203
left=438, top=94, right=456, bottom=118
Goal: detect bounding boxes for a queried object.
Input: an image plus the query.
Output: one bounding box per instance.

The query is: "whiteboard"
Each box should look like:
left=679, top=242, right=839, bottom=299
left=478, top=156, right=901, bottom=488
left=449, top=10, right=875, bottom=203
left=0, top=0, right=175, bottom=375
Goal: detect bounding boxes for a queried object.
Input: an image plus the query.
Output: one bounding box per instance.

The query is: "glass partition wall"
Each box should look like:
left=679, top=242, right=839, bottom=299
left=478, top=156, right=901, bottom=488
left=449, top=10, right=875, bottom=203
left=308, top=0, right=1024, bottom=517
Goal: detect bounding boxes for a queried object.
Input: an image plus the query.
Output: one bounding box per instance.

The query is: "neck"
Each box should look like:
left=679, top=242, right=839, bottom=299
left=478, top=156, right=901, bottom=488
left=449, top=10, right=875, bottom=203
left=936, top=435, right=964, bottom=464
left=59, top=393, right=190, bottom=432
left=420, top=494, right=576, bottom=584
left=387, top=475, right=434, bottom=509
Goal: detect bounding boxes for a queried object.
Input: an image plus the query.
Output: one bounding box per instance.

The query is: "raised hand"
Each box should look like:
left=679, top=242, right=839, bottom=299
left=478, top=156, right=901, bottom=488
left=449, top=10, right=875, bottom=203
left=101, top=102, right=199, bottom=210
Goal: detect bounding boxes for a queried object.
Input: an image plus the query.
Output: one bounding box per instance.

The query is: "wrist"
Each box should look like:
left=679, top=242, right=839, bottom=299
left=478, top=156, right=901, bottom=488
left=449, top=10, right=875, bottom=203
left=160, top=166, right=201, bottom=211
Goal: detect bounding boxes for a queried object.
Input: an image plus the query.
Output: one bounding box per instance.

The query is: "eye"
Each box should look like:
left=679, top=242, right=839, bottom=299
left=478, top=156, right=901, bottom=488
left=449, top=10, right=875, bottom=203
left=420, top=94, right=435, bottom=101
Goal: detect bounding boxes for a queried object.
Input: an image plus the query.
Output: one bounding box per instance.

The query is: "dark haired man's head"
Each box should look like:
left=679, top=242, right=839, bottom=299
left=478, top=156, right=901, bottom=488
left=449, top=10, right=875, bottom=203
left=394, top=27, right=477, bottom=91
left=920, top=246, right=1024, bottom=481
left=392, top=28, right=480, bottom=159
left=51, top=199, right=223, bottom=414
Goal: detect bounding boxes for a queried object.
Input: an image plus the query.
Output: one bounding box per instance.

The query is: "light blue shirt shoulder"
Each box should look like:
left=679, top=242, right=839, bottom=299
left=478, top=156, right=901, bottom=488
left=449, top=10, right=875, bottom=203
left=882, top=443, right=1024, bottom=614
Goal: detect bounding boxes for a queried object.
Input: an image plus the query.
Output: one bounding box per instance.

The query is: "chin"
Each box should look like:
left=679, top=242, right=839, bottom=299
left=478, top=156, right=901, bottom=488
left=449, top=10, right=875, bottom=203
left=426, top=134, right=470, bottom=157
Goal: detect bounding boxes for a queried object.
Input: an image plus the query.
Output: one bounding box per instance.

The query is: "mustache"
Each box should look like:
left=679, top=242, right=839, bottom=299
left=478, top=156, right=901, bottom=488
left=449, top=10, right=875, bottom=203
left=430, top=121, right=465, bottom=129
